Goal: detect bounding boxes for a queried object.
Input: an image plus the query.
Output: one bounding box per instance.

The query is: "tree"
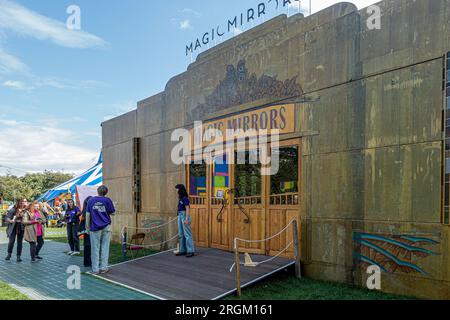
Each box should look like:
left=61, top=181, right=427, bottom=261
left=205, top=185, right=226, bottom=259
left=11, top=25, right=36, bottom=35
left=0, top=171, right=74, bottom=202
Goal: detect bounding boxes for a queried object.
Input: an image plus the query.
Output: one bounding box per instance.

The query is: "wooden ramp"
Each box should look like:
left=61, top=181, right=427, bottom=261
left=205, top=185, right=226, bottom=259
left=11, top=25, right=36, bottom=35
left=95, top=248, right=294, bottom=300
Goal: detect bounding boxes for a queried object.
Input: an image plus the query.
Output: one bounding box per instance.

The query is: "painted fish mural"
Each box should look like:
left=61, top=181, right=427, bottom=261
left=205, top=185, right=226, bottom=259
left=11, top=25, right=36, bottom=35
left=353, top=233, right=439, bottom=276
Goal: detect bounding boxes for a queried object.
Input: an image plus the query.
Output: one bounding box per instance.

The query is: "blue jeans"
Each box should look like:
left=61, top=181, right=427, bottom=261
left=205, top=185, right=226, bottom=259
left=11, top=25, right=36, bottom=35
left=90, top=225, right=111, bottom=273
left=178, top=212, right=195, bottom=254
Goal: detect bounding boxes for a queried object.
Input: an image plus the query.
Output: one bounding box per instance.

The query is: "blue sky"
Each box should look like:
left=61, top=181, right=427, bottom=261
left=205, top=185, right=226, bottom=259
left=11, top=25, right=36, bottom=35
left=0, top=0, right=377, bottom=175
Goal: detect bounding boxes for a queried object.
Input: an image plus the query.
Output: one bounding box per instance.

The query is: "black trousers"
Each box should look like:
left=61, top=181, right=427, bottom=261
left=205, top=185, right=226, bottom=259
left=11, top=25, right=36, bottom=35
left=29, top=236, right=44, bottom=259
left=83, top=234, right=92, bottom=267
left=7, top=229, right=24, bottom=256
left=67, top=223, right=80, bottom=252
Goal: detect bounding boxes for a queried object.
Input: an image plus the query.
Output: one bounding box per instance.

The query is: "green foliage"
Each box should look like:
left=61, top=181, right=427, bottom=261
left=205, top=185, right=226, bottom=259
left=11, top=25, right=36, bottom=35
left=0, top=171, right=74, bottom=202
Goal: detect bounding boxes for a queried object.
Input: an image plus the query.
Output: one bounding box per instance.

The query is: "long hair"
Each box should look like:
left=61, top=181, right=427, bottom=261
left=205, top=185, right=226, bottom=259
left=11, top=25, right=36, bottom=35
left=176, top=184, right=188, bottom=200
left=14, top=198, right=27, bottom=214
left=67, top=199, right=75, bottom=210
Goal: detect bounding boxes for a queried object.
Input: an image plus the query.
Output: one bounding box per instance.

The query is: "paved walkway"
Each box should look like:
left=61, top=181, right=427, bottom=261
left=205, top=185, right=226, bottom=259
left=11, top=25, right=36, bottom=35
left=0, top=231, right=153, bottom=300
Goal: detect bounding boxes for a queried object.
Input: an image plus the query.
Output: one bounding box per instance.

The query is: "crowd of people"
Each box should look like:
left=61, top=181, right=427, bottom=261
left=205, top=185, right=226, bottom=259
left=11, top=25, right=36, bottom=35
left=3, top=183, right=195, bottom=276
left=3, top=185, right=116, bottom=275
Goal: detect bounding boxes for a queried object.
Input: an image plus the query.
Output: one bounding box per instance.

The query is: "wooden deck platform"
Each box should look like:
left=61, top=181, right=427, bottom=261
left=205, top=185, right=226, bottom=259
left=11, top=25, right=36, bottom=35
left=94, top=248, right=294, bottom=300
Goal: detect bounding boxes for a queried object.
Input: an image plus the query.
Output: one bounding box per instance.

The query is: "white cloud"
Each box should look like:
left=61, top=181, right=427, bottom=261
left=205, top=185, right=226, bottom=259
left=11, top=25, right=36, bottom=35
left=0, top=0, right=107, bottom=49
left=0, top=49, right=28, bottom=74
left=181, top=8, right=201, bottom=17
left=0, top=119, right=98, bottom=175
left=3, top=79, right=26, bottom=90
left=103, top=100, right=136, bottom=121
left=179, top=19, right=192, bottom=30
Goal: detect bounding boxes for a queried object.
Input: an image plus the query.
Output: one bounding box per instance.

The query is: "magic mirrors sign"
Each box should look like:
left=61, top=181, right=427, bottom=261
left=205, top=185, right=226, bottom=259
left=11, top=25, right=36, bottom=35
left=191, top=104, right=295, bottom=147
left=186, top=0, right=301, bottom=56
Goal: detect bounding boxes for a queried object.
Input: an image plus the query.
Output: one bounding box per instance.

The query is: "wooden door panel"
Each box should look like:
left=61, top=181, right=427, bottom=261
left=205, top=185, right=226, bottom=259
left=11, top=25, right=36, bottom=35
left=267, top=209, right=287, bottom=255
left=197, top=208, right=209, bottom=245
left=190, top=207, right=199, bottom=246
left=233, top=208, right=265, bottom=254
left=211, top=207, right=230, bottom=250
left=267, top=208, right=300, bottom=258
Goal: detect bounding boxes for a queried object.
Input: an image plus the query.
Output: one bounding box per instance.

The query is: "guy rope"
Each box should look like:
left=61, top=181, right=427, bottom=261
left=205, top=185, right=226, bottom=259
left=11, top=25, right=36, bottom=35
left=230, top=219, right=302, bottom=297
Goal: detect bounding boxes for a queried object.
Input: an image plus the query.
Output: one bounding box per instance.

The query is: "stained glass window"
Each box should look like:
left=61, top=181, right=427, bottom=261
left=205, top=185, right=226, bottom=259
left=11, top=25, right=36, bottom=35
left=212, top=154, right=229, bottom=199
left=189, top=161, right=206, bottom=197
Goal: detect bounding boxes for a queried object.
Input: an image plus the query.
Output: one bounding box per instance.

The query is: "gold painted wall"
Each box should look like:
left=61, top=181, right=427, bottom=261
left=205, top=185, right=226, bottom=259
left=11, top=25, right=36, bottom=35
left=102, top=0, right=450, bottom=299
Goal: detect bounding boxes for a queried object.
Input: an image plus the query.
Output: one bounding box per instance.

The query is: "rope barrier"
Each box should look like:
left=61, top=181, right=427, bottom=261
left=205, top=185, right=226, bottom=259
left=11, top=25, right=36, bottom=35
left=125, top=233, right=180, bottom=249
left=229, top=241, right=294, bottom=272
left=234, top=219, right=296, bottom=245
left=121, top=216, right=178, bottom=238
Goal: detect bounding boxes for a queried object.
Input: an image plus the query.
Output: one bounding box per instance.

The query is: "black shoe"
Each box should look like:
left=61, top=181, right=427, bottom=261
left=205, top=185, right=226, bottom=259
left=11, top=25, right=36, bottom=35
left=31, top=258, right=39, bottom=263
left=17, top=257, right=22, bottom=263
left=36, top=256, right=43, bottom=260
left=5, top=255, right=11, bottom=261
left=176, top=252, right=187, bottom=257
left=186, top=253, right=195, bottom=258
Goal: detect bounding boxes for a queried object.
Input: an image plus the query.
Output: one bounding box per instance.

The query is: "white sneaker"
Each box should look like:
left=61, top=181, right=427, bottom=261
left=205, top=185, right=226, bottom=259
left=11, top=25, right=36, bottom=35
left=67, top=251, right=74, bottom=255
left=70, top=252, right=81, bottom=256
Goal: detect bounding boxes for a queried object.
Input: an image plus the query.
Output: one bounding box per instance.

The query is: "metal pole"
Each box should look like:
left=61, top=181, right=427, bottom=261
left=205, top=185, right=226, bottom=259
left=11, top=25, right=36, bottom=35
left=292, top=220, right=302, bottom=279
left=234, top=239, right=242, bottom=297
left=122, top=227, right=128, bottom=262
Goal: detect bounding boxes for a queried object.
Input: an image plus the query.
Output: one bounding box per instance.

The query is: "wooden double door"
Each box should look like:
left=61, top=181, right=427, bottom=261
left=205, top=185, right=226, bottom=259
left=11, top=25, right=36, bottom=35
left=188, top=139, right=301, bottom=257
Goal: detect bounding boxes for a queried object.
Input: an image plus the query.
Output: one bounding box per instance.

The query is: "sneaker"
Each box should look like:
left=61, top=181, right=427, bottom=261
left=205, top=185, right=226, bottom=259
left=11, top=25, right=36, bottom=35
left=17, top=257, right=22, bottom=263
left=36, top=256, right=43, bottom=260
left=5, top=255, right=11, bottom=261
left=176, top=252, right=187, bottom=257
left=67, top=251, right=74, bottom=255
left=31, top=258, right=38, bottom=263
left=70, top=252, right=81, bottom=256
left=100, top=269, right=110, bottom=275
left=186, top=253, right=195, bottom=258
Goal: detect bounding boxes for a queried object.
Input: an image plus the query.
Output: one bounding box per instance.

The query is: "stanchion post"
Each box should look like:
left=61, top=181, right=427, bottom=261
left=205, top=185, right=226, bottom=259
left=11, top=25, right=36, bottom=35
left=234, top=239, right=242, bottom=297
left=292, top=220, right=302, bottom=279
left=122, top=227, right=128, bottom=262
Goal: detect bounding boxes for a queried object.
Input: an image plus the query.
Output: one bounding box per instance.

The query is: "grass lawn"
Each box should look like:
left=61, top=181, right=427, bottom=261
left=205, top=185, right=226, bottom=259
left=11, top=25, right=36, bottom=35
left=228, top=270, right=414, bottom=300
left=45, top=228, right=156, bottom=265
left=0, top=281, right=29, bottom=300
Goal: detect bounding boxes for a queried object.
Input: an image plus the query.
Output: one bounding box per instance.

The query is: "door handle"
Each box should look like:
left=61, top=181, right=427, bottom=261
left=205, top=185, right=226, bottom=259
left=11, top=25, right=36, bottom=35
left=229, top=188, right=250, bottom=224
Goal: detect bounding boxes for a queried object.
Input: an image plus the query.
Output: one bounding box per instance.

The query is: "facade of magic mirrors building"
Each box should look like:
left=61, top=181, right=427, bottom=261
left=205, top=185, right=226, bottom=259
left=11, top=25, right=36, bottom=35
left=102, top=0, right=450, bottom=299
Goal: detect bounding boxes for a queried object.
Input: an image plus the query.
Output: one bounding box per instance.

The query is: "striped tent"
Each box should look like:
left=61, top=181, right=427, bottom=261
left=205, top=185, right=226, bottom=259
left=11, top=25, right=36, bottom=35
left=38, top=153, right=103, bottom=204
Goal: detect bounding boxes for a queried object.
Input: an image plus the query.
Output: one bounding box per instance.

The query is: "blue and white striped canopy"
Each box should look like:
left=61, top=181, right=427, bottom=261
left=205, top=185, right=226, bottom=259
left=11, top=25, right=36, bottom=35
left=38, top=153, right=103, bottom=203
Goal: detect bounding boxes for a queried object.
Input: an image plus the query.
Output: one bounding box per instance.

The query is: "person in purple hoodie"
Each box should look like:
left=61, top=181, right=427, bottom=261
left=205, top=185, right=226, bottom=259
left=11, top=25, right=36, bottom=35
left=86, top=185, right=116, bottom=275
